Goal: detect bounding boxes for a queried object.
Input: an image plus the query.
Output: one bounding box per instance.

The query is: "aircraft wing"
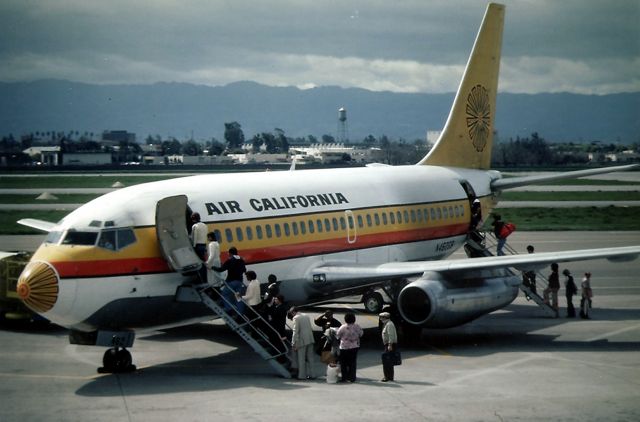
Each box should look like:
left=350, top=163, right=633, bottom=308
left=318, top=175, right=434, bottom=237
left=491, top=164, right=639, bottom=191
left=17, top=218, right=56, bottom=232
left=0, top=252, right=18, bottom=260
left=311, top=246, right=640, bottom=282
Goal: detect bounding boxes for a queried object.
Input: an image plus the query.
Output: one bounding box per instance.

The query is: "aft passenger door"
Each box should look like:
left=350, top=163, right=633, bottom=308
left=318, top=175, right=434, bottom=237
left=345, top=210, right=357, bottom=244
left=156, top=195, right=202, bottom=273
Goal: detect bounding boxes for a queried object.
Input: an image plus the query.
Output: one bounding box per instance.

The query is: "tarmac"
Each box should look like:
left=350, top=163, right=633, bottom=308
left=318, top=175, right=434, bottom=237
left=1, top=231, right=640, bottom=421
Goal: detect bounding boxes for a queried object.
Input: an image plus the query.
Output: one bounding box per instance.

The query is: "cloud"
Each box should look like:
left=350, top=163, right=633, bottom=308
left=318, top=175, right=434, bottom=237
left=0, top=0, right=638, bottom=94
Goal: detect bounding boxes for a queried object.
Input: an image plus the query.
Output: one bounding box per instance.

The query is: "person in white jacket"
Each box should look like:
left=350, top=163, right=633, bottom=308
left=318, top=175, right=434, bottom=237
left=205, top=232, right=222, bottom=286
left=237, top=270, right=262, bottom=313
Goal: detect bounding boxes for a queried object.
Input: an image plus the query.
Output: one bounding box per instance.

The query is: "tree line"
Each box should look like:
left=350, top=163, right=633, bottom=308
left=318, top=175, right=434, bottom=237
left=1, top=123, right=638, bottom=166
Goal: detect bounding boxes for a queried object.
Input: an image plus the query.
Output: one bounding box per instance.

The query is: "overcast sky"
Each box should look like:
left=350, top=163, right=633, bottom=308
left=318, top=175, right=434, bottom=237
left=1, top=0, right=638, bottom=95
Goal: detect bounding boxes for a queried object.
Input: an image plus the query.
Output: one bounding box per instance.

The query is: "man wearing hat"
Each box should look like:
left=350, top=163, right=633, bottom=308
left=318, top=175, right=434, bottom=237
left=379, top=312, right=398, bottom=382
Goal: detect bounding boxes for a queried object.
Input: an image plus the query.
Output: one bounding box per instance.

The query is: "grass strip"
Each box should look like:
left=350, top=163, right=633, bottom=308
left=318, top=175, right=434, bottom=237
left=0, top=194, right=100, bottom=204
left=0, top=210, right=69, bottom=234
left=484, top=207, right=640, bottom=231
left=0, top=175, right=183, bottom=189
left=500, top=191, right=640, bottom=201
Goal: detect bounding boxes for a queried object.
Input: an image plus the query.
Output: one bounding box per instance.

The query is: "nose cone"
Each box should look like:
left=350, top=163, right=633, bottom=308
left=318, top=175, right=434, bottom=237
left=17, top=261, right=59, bottom=313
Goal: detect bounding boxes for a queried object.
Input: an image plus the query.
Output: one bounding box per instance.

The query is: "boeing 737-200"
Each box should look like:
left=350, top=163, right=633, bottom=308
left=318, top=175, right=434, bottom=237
left=14, top=3, right=640, bottom=373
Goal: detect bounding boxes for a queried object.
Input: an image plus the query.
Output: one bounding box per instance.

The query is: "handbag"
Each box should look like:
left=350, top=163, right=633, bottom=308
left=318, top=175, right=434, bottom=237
left=382, top=350, right=402, bottom=366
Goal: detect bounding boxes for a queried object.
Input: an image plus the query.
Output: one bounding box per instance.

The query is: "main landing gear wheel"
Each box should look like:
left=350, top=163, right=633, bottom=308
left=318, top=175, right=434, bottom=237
left=363, top=291, right=384, bottom=314
left=98, top=347, right=137, bottom=374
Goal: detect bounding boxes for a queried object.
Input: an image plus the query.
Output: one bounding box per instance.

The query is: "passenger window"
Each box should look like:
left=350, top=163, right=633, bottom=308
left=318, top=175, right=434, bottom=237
left=62, top=231, right=98, bottom=246
left=292, top=222, right=299, bottom=236
left=332, top=218, right=339, bottom=231
left=340, top=217, right=346, bottom=230
left=403, top=210, right=409, bottom=223
left=374, top=214, right=380, bottom=226
left=443, top=207, right=449, bottom=219
left=366, top=214, right=372, bottom=227
left=256, top=225, right=263, bottom=239
left=98, top=230, right=116, bottom=250
left=316, top=220, right=323, bottom=233
left=437, top=208, right=442, bottom=219
left=324, top=218, right=331, bottom=232
left=396, top=211, right=402, bottom=224
left=275, top=224, right=281, bottom=237
left=449, top=206, right=454, bottom=218
left=300, top=221, right=306, bottom=235
left=266, top=224, right=273, bottom=238
left=246, top=227, right=253, bottom=240
left=235, top=227, right=244, bottom=242
left=225, top=228, right=233, bottom=242
left=411, top=209, right=416, bottom=223
left=357, top=215, right=363, bottom=229
left=308, top=221, right=315, bottom=234
left=284, top=223, right=291, bottom=237
left=382, top=213, right=388, bottom=225
left=431, top=208, right=436, bottom=220
left=424, top=209, right=429, bottom=222
left=390, top=212, right=396, bottom=225
left=460, top=205, right=464, bottom=217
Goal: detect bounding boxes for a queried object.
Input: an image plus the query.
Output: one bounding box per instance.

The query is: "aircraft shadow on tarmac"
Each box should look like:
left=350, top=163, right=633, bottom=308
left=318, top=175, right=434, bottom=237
left=74, top=303, right=640, bottom=398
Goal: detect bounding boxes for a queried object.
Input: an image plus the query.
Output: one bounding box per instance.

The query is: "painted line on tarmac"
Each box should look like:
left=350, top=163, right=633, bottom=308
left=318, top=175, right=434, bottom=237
left=586, top=322, right=640, bottom=342
left=0, top=372, right=94, bottom=381
left=441, top=354, right=537, bottom=386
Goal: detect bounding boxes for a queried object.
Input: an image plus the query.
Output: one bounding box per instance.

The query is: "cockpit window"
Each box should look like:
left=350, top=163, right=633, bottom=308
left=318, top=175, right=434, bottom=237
left=97, top=230, right=116, bottom=250
left=97, top=228, right=137, bottom=251
left=61, top=231, right=98, bottom=246
left=117, top=228, right=136, bottom=249
left=44, top=231, right=63, bottom=244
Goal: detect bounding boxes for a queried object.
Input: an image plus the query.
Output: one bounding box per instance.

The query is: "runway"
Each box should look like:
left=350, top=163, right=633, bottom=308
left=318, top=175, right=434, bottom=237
left=1, top=231, right=639, bottom=421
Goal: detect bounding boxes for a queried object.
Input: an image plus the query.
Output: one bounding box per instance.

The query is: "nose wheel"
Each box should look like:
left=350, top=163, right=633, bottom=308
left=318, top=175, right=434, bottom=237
left=98, top=347, right=136, bottom=373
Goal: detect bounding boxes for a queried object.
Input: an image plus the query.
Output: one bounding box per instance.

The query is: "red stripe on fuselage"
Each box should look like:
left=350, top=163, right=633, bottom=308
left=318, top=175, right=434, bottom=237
left=52, top=223, right=468, bottom=278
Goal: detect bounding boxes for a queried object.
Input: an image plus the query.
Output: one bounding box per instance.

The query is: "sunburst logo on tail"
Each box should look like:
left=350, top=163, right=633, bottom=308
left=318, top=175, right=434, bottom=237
left=465, top=84, right=491, bottom=152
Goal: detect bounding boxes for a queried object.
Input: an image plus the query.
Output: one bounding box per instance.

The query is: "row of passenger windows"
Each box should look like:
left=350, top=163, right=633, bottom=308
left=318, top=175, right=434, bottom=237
left=216, top=204, right=465, bottom=244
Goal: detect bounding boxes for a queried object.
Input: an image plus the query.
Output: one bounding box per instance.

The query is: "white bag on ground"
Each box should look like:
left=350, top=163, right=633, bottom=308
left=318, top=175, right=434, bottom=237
left=326, top=363, right=340, bottom=383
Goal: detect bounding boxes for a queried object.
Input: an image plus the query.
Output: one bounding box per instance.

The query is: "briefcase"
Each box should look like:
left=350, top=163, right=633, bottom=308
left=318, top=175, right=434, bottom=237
left=382, top=350, right=402, bottom=366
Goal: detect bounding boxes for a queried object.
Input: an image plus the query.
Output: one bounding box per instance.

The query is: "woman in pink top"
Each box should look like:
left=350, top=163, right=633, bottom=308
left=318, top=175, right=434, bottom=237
left=336, top=312, right=363, bottom=383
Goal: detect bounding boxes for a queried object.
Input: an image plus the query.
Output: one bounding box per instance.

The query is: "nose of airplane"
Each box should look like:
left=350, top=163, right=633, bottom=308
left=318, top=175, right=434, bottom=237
left=17, top=261, right=59, bottom=313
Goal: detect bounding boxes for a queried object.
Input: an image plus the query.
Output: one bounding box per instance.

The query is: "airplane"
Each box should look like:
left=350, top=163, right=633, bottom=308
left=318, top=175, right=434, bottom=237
left=14, top=2, right=640, bottom=373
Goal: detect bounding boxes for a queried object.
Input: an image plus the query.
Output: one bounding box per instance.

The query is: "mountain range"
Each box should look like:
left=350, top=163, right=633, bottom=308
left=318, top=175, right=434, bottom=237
left=1, top=80, right=638, bottom=144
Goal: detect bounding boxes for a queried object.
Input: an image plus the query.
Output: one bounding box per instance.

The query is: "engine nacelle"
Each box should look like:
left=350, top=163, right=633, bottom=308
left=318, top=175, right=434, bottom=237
left=397, top=270, right=521, bottom=328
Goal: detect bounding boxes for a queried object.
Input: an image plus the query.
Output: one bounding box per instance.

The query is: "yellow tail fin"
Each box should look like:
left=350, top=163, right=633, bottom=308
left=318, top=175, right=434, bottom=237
left=418, top=3, right=505, bottom=170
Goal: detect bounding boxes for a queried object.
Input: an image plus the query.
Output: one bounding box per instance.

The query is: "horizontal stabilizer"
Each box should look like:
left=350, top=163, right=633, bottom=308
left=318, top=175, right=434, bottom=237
left=0, top=251, right=18, bottom=260
left=17, top=218, right=56, bottom=232
left=491, top=164, right=639, bottom=191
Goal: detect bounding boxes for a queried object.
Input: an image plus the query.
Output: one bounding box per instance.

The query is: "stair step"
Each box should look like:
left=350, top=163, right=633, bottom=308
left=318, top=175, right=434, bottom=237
left=185, top=286, right=292, bottom=378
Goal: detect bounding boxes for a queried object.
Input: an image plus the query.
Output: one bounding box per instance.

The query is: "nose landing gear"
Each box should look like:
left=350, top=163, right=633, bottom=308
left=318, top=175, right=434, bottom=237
left=98, top=347, right=136, bottom=373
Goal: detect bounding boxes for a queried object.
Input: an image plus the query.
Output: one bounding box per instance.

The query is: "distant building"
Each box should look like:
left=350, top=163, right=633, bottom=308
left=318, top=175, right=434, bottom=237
left=62, top=152, right=111, bottom=165
left=101, top=130, right=136, bottom=146
left=426, top=130, right=441, bottom=146
left=23, top=146, right=61, bottom=165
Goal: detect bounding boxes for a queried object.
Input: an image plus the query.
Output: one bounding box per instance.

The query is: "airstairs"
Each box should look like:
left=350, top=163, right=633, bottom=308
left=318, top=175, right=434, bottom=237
left=466, top=231, right=557, bottom=317
left=175, top=283, right=293, bottom=378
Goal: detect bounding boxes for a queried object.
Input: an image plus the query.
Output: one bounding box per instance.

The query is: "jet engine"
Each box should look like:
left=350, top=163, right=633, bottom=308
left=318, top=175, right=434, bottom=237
left=396, top=270, right=521, bottom=328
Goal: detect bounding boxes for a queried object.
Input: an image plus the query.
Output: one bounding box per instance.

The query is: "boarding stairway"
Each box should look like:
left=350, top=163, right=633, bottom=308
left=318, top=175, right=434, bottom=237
left=465, top=231, right=557, bottom=317
left=175, top=282, right=293, bottom=378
